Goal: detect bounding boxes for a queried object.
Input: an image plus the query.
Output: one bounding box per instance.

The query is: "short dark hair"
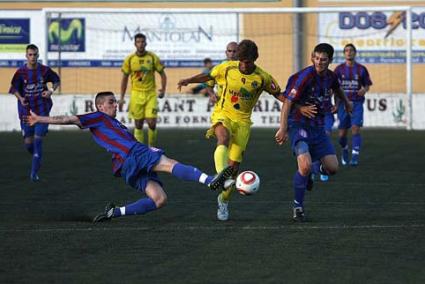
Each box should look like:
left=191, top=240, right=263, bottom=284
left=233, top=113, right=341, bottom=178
left=343, top=43, right=357, bottom=53
left=95, top=91, right=115, bottom=109
left=314, top=43, right=334, bottom=60
left=134, top=33, right=146, bottom=42
left=26, top=44, right=39, bottom=52
left=203, top=58, right=212, bottom=65
left=237, top=39, right=259, bottom=62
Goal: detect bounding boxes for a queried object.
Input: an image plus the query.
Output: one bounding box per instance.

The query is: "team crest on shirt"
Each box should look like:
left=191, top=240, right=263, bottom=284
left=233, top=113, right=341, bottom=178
left=298, top=129, right=308, bottom=138
left=288, top=88, right=297, bottom=98
left=251, top=81, right=258, bottom=89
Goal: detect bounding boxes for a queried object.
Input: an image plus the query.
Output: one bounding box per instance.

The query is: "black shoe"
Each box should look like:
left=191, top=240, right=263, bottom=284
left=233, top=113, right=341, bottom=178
left=209, top=166, right=234, bottom=191
left=93, top=203, right=115, bottom=223
left=292, top=207, right=306, bottom=222
left=306, top=173, right=314, bottom=191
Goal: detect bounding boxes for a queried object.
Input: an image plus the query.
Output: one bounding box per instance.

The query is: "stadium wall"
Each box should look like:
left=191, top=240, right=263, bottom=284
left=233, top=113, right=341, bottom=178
left=1, top=1, right=425, bottom=96
left=0, top=93, right=423, bottom=130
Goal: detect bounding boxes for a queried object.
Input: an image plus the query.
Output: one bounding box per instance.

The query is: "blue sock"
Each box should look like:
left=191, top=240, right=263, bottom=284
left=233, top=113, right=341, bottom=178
left=352, top=134, right=362, bottom=152
left=112, top=197, right=157, bottom=217
left=339, top=136, right=348, bottom=149
left=293, top=171, right=308, bottom=208
left=31, top=138, right=42, bottom=175
left=311, top=161, right=321, bottom=175
left=171, top=163, right=212, bottom=185
left=24, top=143, right=34, bottom=154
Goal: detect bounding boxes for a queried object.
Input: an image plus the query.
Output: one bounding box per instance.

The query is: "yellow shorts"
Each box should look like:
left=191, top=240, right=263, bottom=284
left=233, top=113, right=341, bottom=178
left=129, top=89, right=158, bottom=120
left=206, top=110, right=252, bottom=163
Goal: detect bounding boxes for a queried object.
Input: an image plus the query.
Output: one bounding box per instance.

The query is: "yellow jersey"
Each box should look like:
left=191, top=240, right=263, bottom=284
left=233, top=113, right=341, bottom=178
left=121, top=51, right=164, bottom=92
left=210, top=61, right=281, bottom=122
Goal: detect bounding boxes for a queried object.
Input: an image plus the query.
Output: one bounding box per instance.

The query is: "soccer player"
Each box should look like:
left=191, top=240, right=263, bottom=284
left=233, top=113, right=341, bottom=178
left=9, top=44, right=60, bottom=182
left=189, top=58, right=214, bottom=96
left=275, top=43, right=352, bottom=222
left=334, top=43, right=373, bottom=166
left=178, top=39, right=284, bottom=221
left=119, top=33, right=167, bottom=147
left=24, top=92, right=233, bottom=222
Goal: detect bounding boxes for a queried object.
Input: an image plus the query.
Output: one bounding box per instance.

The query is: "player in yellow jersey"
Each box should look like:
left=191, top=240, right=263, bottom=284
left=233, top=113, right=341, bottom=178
left=119, top=33, right=167, bottom=147
left=178, top=39, right=284, bottom=221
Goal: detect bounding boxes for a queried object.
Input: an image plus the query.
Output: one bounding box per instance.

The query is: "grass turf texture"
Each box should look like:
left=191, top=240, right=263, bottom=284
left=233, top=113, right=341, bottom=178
left=0, top=129, right=424, bottom=283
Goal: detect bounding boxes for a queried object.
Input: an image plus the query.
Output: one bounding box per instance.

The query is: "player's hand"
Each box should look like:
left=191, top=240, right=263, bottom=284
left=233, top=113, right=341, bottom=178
left=275, top=128, right=288, bottom=145
left=118, top=99, right=125, bottom=112
left=299, top=105, right=317, bottom=119
left=158, top=89, right=165, bottom=99
left=42, top=89, right=53, bottom=98
left=18, top=96, right=28, bottom=106
left=357, top=88, right=366, bottom=97
left=177, top=79, right=189, bottom=92
left=331, top=105, right=338, bottom=114
left=209, top=94, right=217, bottom=104
left=23, top=110, right=38, bottom=126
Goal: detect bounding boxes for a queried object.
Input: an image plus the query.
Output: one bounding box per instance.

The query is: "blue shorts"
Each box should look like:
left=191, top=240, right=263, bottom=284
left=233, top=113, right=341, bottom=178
left=121, top=143, right=164, bottom=192
left=20, top=121, right=49, bottom=138
left=289, top=126, right=336, bottom=162
left=324, top=113, right=335, bottom=133
left=338, top=101, right=364, bottom=129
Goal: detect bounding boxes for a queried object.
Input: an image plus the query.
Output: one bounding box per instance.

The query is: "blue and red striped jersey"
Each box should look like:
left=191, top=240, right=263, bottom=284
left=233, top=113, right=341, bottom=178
left=9, top=63, right=60, bottom=119
left=283, top=65, right=340, bottom=128
left=77, top=111, right=137, bottom=176
left=334, top=62, right=372, bottom=102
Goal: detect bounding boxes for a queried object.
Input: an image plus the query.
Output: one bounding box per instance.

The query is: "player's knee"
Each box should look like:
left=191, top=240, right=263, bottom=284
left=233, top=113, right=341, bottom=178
left=324, top=164, right=338, bottom=175
left=135, top=120, right=144, bottom=128
left=155, top=194, right=168, bottom=208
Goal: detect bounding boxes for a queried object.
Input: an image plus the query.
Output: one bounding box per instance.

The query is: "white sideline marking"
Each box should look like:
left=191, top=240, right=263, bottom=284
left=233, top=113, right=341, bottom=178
left=1, top=224, right=424, bottom=233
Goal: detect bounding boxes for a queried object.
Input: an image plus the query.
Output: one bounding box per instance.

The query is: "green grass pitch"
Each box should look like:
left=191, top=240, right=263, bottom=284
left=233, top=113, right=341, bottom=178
left=0, top=129, right=424, bottom=283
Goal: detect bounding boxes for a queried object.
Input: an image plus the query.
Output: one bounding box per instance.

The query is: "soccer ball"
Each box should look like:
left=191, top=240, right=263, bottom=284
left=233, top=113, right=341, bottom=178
left=236, top=171, right=260, bottom=196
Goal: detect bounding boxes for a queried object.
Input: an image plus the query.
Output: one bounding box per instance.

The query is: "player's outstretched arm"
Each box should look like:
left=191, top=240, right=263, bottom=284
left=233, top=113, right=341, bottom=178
left=177, top=73, right=211, bottom=92
left=24, top=110, right=82, bottom=127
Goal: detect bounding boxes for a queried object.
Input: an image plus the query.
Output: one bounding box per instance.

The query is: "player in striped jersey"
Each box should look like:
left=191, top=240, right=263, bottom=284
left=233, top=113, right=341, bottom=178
left=24, top=92, right=233, bottom=222
left=334, top=43, right=373, bottom=166
left=9, top=44, right=60, bottom=182
left=178, top=40, right=284, bottom=221
left=275, top=43, right=352, bottom=222
left=119, top=33, right=167, bottom=147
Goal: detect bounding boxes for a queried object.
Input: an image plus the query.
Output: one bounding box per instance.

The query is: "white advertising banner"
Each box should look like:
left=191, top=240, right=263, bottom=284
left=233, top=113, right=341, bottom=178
left=46, top=12, right=239, bottom=67
left=319, top=8, right=425, bottom=63
left=0, top=94, right=424, bottom=131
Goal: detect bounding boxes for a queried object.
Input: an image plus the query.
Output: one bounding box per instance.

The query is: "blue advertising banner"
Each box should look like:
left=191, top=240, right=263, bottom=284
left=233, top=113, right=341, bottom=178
left=0, top=19, right=30, bottom=44
left=48, top=18, right=85, bottom=52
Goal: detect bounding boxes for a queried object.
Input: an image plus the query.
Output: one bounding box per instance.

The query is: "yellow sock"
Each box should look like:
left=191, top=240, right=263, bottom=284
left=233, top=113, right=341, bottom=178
left=214, top=145, right=228, bottom=173
left=134, top=128, right=144, bottom=143
left=220, top=184, right=235, bottom=202
left=148, top=128, right=157, bottom=147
